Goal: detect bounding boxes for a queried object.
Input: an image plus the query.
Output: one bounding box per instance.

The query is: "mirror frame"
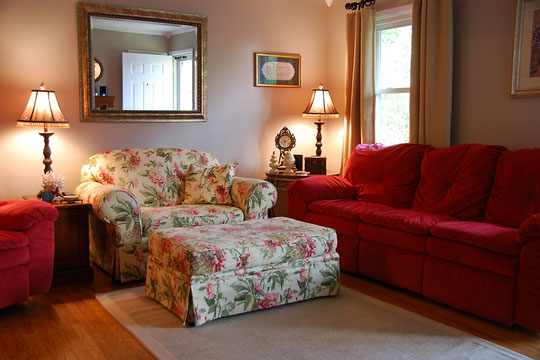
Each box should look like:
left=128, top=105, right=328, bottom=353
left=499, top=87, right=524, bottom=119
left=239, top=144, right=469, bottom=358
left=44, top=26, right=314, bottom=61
left=77, top=2, right=207, bottom=122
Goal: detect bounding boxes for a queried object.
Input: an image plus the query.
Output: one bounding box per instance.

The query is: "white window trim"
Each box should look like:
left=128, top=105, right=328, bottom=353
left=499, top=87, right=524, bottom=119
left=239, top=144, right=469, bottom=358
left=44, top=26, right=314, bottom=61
left=375, top=4, right=412, bottom=94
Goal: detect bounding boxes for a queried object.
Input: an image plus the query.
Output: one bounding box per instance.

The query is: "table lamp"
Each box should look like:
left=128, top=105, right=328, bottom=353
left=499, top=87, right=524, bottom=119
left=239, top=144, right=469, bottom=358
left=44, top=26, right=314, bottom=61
left=302, top=84, right=339, bottom=174
left=17, top=83, right=70, bottom=173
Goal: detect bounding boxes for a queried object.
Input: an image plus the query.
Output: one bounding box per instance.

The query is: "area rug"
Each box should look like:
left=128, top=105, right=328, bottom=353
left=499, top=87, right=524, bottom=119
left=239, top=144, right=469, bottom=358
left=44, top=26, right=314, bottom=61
left=96, top=286, right=531, bottom=360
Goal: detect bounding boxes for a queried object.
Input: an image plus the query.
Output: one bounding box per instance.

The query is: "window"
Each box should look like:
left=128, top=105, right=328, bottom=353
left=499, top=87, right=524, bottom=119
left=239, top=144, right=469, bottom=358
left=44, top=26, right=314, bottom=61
left=172, top=49, right=195, bottom=111
left=375, top=5, right=412, bottom=145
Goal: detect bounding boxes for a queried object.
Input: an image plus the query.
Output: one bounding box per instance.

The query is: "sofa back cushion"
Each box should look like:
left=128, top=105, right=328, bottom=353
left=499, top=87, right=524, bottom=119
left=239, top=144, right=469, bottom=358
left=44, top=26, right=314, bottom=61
left=484, top=148, right=540, bottom=227
left=80, top=148, right=220, bottom=206
left=344, top=143, right=427, bottom=208
left=412, top=143, right=506, bottom=221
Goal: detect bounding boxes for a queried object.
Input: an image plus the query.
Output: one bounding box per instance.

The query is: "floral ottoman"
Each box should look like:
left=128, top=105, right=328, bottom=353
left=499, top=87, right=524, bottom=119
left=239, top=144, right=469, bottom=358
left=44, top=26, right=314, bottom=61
left=145, top=217, right=340, bottom=325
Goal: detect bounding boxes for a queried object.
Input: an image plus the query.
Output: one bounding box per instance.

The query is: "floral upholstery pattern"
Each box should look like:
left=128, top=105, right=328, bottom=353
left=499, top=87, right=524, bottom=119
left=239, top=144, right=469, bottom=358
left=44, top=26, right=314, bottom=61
left=75, top=148, right=277, bottom=282
left=231, top=177, right=278, bottom=220
left=141, top=204, right=244, bottom=238
left=145, top=217, right=340, bottom=325
left=183, top=163, right=238, bottom=205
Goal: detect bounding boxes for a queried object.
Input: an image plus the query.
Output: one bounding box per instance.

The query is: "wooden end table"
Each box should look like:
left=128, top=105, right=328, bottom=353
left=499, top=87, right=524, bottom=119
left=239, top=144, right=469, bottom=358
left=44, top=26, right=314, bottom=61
left=23, top=195, right=94, bottom=285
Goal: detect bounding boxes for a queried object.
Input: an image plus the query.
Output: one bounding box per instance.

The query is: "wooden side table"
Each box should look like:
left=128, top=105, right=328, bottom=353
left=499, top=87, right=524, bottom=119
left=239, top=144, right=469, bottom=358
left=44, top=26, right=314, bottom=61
left=23, top=196, right=94, bottom=285
left=266, top=171, right=339, bottom=217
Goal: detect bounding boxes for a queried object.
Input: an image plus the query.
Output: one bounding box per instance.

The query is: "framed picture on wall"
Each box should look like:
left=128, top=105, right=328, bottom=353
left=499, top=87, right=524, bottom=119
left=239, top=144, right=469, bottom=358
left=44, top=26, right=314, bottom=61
left=254, top=52, right=301, bottom=88
left=511, top=0, right=540, bottom=97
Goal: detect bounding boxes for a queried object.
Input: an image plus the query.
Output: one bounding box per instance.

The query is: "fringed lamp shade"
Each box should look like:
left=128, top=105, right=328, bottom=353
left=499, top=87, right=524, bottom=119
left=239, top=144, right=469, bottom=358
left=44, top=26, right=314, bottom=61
left=302, top=84, right=339, bottom=158
left=16, top=84, right=69, bottom=173
left=17, top=86, right=69, bottom=132
left=302, top=84, right=339, bottom=119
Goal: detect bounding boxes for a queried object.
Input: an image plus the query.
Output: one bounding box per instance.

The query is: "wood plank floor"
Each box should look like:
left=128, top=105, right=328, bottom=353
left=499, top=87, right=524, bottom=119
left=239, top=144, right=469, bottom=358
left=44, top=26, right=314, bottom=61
left=0, top=268, right=539, bottom=359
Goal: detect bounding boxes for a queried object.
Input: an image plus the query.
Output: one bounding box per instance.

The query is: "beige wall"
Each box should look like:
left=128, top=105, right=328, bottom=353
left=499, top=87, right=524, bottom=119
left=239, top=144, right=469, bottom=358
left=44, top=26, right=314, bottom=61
left=451, top=0, right=540, bottom=149
left=1, top=0, right=539, bottom=201
left=0, top=0, right=330, bottom=200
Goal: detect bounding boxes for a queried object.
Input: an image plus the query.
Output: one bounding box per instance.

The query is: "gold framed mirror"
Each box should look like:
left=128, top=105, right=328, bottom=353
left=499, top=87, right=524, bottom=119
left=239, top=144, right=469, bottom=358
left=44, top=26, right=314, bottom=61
left=77, top=2, right=207, bottom=122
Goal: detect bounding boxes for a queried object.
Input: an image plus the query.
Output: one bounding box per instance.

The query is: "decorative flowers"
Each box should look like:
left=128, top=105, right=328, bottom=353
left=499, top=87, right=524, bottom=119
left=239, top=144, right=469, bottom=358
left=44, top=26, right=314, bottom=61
left=42, top=172, right=66, bottom=196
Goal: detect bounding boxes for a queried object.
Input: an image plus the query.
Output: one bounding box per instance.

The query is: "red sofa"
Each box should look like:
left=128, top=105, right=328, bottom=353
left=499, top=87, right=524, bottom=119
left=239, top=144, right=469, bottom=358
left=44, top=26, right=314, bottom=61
left=288, top=143, right=540, bottom=331
left=0, top=200, right=58, bottom=308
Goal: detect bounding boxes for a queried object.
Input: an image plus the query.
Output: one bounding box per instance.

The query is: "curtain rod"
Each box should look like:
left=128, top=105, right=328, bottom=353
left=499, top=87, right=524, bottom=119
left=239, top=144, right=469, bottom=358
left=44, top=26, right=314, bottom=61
left=345, top=1, right=376, bottom=10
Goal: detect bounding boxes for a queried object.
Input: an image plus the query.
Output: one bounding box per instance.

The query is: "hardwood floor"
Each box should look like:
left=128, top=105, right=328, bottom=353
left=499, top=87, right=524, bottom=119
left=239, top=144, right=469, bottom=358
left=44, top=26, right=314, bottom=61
left=0, top=268, right=539, bottom=359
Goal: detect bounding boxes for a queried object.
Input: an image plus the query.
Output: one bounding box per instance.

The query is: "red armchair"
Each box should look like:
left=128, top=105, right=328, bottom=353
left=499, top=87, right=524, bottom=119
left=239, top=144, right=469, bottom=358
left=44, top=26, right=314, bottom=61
left=0, top=200, right=58, bottom=308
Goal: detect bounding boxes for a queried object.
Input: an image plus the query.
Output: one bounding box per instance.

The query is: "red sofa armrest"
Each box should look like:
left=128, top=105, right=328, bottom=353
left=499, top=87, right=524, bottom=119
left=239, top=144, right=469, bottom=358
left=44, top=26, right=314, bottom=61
left=0, top=200, right=58, bottom=231
left=287, top=175, right=356, bottom=220
left=516, top=213, right=540, bottom=331
left=519, top=213, right=540, bottom=239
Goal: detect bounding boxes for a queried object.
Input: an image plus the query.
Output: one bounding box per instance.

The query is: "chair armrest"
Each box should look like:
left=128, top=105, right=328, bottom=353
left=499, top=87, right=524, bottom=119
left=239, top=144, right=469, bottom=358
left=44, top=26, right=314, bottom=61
left=75, top=182, right=142, bottom=246
left=0, top=200, right=58, bottom=231
left=516, top=212, right=540, bottom=331
left=519, top=213, right=540, bottom=239
left=287, top=176, right=356, bottom=220
left=231, top=177, right=277, bottom=220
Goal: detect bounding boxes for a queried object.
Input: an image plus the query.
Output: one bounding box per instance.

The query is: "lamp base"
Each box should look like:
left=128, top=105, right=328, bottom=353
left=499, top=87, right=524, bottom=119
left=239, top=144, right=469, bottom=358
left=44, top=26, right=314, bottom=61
left=305, top=156, right=326, bottom=175
left=39, top=132, right=54, bottom=174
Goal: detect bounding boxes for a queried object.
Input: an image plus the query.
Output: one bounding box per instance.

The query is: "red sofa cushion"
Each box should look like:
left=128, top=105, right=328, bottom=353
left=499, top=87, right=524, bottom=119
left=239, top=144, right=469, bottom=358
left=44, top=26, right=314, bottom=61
left=344, top=143, right=427, bottom=208
left=308, top=199, right=390, bottom=221
left=427, top=237, right=519, bottom=278
left=358, top=222, right=428, bottom=253
left=360, top=207, right=456, bottom=235
left=0, top=200, right=58, bottom=231
left=484, top=148, right=540, bottom=227
left=0, top=230, right=29, bottom=250
left=430, top=221, right=523, bottom=255
left=412, top=144, right=506, bottom=221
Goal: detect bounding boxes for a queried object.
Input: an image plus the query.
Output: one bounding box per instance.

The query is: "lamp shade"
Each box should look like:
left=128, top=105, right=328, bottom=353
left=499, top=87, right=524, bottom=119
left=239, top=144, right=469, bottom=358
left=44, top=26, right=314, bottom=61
left=302, top=84, right=339, bottom=119
left=17, top=84, right=69, bottom=131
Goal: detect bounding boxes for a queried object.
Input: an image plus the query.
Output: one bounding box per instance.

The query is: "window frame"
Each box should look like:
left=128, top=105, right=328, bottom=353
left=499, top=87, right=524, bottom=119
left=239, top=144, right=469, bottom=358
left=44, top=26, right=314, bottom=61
left=374, top=5, right=413, bottom=144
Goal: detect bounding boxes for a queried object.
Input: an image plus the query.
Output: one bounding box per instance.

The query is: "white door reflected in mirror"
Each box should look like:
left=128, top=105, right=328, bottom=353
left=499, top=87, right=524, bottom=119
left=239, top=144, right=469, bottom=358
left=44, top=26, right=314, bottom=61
left=122, top=52, right=174, bottom=110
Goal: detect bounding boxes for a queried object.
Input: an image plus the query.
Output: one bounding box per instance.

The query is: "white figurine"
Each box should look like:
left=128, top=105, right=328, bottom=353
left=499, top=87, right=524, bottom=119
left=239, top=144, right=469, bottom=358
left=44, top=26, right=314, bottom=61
left=269, top=151, right=280, bottom=174
left=283, top=151, right=296, bottom=175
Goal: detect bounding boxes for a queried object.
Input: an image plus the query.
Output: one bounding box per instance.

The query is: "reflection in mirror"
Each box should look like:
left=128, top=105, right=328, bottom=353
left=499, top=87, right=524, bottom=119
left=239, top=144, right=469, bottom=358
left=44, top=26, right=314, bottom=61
left=91, top=17, right=197, bottom=111
left=78, top=3, right=207, bottom=122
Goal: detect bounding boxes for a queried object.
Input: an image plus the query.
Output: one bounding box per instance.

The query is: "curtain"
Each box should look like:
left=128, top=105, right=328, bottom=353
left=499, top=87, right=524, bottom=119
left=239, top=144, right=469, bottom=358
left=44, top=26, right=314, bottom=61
left=409, top=0, right=453, bottom=147
left=341, top=9, right=376, bottom=173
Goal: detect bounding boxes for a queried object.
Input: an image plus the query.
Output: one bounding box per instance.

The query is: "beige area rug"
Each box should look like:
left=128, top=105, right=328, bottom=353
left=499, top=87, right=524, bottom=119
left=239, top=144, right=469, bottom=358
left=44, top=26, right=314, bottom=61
left=96, top=286, right=531, bottom=360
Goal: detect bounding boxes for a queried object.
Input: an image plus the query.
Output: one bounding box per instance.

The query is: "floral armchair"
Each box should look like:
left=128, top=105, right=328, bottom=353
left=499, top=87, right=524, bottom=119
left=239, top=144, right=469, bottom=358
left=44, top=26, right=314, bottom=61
left=75, top=148, right=277, bottom=282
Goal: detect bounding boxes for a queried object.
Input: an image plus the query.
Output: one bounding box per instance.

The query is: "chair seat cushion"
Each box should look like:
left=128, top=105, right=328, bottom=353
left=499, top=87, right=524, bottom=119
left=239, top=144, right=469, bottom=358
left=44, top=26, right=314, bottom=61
left=430, top=221, right=524, bottom=255
left=141, top=204, right=244, bottom=237
left=148, top=217, right=337, bottom=276
left=308, top=199, right=390, bottom=221
left=360, top=208, right=456, bottom=235
left=0, top=230, right=29, bottom=250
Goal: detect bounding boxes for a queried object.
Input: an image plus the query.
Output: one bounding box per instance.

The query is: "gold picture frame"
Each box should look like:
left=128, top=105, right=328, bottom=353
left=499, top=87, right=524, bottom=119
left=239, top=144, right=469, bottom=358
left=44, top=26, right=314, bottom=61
left=254, top=52, right=301, bottom=88
left=511, top=0, right=540, bottom=97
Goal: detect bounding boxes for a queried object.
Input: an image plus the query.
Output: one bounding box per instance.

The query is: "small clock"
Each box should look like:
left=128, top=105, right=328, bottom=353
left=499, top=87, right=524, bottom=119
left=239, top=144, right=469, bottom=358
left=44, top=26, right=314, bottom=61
left=275, top=127, right=296, bottom=164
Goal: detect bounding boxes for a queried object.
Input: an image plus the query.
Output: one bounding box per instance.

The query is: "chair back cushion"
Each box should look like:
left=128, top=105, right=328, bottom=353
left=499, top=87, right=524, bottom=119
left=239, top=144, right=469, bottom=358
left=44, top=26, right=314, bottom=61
left=80, top=148, right=220, bottom=206
left=484, top=148, right=540, bottom=227
left=412, top=143, right=506, bottom=221
left=344, top=143, right=427, bottom=208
